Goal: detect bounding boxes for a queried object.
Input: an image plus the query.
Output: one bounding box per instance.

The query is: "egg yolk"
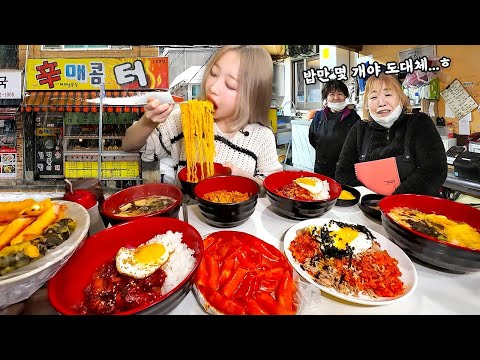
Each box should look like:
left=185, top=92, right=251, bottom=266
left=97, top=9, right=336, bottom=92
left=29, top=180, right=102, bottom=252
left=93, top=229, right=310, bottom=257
left=295, top=177, right=318, bottom=187
left=134, top=243, right=167, bottom=265
left=329, top=227, right=359, bottom=250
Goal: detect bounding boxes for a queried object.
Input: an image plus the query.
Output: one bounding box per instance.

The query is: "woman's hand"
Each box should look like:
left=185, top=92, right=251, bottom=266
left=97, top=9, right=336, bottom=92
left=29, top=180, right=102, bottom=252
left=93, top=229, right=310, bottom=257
left=122, top=97, right=174, bottom=152
left=143, top=97, right=175, bottom=125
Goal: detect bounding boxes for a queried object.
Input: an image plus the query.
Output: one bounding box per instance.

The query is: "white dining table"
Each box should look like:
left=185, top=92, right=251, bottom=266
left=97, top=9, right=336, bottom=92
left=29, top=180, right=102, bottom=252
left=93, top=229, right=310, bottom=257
left=172, top=186, right=480, bottom=315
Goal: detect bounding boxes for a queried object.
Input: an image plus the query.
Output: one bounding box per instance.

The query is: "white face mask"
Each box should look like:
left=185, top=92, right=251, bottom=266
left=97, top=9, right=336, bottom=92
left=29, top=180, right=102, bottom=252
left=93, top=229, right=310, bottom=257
left=369, top=104, right=402, bottom=128
left=327, top=101, right=347, bottom=112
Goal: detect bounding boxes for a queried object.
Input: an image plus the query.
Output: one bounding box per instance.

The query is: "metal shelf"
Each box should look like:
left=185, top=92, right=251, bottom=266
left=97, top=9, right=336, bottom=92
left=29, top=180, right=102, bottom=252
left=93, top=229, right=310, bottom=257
left=100, top=178, right=141, bottom=181
left=63, top=135, right=124, bottom=139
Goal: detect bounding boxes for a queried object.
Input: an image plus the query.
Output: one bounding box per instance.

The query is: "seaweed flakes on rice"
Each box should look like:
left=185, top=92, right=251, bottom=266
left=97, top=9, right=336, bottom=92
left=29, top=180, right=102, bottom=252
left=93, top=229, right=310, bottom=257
left=289, top=219, right=405, bottom=298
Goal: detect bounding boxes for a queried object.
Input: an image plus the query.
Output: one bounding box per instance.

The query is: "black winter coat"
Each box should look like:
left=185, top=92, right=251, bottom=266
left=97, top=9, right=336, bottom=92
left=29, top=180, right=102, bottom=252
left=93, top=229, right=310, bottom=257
left=308, top=107, right=360, bottom=178
left=334, top=111, right=447, bottom=196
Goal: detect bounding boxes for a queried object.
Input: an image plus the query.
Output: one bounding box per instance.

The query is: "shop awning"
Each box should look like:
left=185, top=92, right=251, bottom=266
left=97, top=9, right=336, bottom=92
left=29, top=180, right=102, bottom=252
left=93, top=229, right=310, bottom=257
left=21, top=90, right=156, bottom=113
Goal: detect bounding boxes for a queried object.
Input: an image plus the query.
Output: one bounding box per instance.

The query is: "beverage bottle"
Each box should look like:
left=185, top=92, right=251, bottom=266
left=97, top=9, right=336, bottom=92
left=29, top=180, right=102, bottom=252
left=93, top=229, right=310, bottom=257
left=447, top=122, right=454, bottom=139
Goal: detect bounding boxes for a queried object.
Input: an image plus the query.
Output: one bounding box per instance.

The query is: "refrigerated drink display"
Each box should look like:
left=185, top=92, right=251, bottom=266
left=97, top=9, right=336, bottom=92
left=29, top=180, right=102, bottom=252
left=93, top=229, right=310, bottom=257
left=34, top=113, right=64, bottom=179
left=63, top=111, right=141, bottom=187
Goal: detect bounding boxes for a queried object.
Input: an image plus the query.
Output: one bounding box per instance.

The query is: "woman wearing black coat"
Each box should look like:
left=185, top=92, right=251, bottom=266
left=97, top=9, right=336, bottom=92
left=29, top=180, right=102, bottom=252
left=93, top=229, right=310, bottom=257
left=334, top=73, right=447, bottom=196
left=308, top=80, right=360, bottom=178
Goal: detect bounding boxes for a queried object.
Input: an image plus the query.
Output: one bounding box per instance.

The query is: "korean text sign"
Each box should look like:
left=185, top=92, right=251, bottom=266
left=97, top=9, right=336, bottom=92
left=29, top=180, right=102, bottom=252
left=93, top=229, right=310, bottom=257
left=25, top=58, right=168, bottom=91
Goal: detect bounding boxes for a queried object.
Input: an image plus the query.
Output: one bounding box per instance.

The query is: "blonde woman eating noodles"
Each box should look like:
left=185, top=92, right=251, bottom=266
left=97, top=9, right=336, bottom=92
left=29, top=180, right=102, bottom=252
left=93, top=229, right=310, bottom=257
left=122, top=45, right=283, bottom=187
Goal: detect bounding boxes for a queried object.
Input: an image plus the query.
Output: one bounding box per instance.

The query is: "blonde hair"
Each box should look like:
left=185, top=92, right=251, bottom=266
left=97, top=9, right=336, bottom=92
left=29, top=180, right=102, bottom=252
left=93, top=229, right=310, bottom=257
left=199, top=45, right=273, bottom=132
left=362, top=73, right=412, bottom=121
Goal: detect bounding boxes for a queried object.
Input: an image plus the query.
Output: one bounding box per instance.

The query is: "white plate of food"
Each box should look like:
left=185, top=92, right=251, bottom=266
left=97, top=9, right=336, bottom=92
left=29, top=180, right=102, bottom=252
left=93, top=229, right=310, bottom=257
left=0, top=199, right=90, bottom=308
left=283, top=218, right=417, bottom=306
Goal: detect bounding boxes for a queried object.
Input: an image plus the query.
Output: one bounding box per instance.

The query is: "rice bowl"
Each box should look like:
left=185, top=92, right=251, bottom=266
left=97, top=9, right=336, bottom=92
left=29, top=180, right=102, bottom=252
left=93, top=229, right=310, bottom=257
left=48, top=217, right=203, bottom=315
left=146, top=231, right=196, bottom=294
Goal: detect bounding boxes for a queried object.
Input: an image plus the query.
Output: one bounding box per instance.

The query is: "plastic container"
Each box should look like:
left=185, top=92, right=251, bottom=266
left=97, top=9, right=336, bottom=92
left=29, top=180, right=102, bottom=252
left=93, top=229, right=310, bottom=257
left=414, top=92, right=420, bottom=105
left=447, top=122, right=454, bottom=139
left=64, top=178, right=109, bottom=227
left=63, top=189, right=105, bottom=236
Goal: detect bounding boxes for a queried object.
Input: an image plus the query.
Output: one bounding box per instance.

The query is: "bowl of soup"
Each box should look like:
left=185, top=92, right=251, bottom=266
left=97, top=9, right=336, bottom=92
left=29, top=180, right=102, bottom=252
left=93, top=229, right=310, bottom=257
left=101, top=183, right=183, bottom=225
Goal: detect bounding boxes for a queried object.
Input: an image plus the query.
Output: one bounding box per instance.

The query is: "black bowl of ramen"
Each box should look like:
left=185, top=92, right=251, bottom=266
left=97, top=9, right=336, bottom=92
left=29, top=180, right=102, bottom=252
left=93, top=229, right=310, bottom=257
left=358, top=193, right=385, bottom=221
left=335, top=184, right=361, bottom=207
left=101, top=183, right=183, bottom=225
left=193, top=175, right=260, bottom=228
left=263, top=170, right=342, bottom=220
left=379, top=194, right=480, bottom=273
left=178, top=162, right=232, bottom=199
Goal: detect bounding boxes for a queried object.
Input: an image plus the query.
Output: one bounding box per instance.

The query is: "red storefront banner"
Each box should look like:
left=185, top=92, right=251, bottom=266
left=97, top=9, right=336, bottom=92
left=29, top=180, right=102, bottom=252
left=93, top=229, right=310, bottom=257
left=26, top=58, right=169, bottom=91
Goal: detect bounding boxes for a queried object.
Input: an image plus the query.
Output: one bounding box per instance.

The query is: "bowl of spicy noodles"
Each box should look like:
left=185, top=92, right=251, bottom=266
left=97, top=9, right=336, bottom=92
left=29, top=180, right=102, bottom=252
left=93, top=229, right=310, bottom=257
left=263, top=170, right=342, bottom=220
left=193, top=175, right=260, bottom=228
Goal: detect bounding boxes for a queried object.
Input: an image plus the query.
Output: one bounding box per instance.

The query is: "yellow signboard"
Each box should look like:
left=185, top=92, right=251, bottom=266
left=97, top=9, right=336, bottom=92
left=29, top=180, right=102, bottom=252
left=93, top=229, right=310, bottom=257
left=26, top=57, right=168, bottom=91
left=65, top=161, right=139, bottom=178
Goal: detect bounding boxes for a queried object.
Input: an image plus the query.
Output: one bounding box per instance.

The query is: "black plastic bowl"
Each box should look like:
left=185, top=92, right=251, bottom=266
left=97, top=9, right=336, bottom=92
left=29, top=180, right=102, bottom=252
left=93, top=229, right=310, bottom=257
left=178, top=163, right=231, bottom=198
left=358, top=193, right=385, bottom=221
left=193, top=175, right=260, bottom=228
left=379, top=194, right=480, bottom=273
left=263, top=170, right=341, bottom=220
left=336, top=185, right=361, bottom=207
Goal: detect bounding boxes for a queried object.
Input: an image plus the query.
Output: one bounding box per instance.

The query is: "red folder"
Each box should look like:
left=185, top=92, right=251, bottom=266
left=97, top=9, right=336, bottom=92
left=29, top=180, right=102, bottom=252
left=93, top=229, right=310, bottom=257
left=354, top=157, right=401, bottom=195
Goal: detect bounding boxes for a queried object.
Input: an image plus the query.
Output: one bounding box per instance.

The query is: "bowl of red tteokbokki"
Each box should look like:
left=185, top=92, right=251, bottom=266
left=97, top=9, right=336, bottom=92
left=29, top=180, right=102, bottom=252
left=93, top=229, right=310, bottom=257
left=47, top=217, right=203, bottom=315
left=101, top=183, right=183, bottom=225
left=193, top=175, right=260, bottom=228
left=263, top=170, right=342, bottom=220
left=178, top=162, right=232, bottom=199
left=379, top=194, right=480, bottom=273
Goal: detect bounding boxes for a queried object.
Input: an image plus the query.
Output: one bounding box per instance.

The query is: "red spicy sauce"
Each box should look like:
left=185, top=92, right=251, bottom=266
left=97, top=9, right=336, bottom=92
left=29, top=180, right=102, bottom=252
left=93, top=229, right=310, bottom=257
left=76, top=259, right=166, bottom=315
left=274, top=183, right=315, bottom=201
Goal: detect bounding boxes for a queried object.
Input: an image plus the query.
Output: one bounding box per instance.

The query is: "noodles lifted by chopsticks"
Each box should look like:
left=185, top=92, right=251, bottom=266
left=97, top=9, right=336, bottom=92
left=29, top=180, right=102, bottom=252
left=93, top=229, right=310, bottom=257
left=180, top=99, right=216, bottom=183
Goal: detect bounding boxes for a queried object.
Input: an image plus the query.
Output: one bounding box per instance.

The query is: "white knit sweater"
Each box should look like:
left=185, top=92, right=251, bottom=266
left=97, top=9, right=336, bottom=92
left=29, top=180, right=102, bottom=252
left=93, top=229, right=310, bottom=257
left=139, top=107, right=283, bottom=181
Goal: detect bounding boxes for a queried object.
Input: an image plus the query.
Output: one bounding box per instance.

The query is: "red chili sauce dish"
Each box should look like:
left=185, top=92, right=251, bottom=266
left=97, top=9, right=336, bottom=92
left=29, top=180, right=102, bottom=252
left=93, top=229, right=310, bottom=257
left=194, top=231, right=298, bottom=315
left=76, top=259, right=167, bottom=314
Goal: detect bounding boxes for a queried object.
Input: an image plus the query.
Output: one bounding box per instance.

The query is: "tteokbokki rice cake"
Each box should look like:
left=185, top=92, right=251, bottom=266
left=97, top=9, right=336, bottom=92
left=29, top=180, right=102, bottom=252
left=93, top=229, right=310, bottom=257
left=194, top=231, right=299, bottom=315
